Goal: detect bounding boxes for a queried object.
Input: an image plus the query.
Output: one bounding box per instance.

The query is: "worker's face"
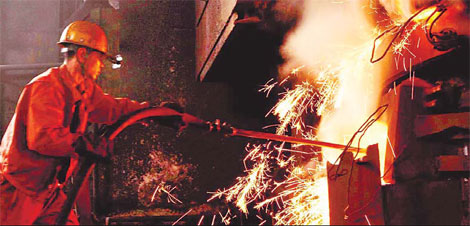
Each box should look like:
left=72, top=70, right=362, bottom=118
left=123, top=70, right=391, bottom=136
left=82, top=50, right=106, bottom=81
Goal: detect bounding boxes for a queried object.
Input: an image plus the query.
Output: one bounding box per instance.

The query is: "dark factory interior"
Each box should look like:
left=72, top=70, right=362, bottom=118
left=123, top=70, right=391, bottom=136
left=0, top=0, right=469, bottom=225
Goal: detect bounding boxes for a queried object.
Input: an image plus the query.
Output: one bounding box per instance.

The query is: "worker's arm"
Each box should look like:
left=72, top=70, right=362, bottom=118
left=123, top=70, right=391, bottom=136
left=25, top=82, right=80, bottom=157
left=86, top=82, right=149, bottom=124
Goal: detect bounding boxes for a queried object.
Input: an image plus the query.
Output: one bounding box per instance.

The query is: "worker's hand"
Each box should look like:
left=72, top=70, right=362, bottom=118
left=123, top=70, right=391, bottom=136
left=156, top=102, right=185, bottom=130
left=207, top=119, right=233, bottom=134
left=74, top=135, right=110, bottom=159
left=159, top=101, right=184, bottom=113
left=92, top=136, right=111, bottom=158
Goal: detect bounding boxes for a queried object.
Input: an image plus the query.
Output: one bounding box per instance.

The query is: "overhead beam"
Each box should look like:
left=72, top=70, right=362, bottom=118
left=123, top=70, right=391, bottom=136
left=195, top=0, right=237, bottom=82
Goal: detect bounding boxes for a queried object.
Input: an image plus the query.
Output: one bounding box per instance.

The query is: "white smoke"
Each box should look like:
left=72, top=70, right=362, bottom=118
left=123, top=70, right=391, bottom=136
left=277, top=0, right=386, bottom=162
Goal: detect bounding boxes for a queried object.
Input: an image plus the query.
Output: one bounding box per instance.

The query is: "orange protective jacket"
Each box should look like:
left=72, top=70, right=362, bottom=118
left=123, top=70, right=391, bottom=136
left=0, top=65, right=147, bottom=196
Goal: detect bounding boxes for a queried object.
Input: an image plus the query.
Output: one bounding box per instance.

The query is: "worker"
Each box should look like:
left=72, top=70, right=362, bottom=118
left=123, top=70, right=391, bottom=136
left=0, top=21, right=150, bottom=225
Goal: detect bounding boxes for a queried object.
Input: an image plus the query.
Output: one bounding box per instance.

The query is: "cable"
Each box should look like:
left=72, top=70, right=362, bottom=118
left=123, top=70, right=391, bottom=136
left=424, top=5, right=444, bottom=45
left=345, top=105, right=388, bottom=217
left=370, top=26, right=399, bottom=63
left=327, top=104, right=388, bottom=180
left=325, top=104, right=388, bottom=221
left=424, top=4, right=459, bottom=51
left=370, top=5, right=438, bottom=63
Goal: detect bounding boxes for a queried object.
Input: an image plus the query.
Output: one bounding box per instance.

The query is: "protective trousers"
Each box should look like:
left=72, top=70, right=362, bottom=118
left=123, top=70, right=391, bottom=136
left=0, top=178, right=79, bottom=225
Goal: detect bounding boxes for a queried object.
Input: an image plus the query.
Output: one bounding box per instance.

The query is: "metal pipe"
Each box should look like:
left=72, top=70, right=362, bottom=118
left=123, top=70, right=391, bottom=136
left=231, top=128, right=367, bottom=154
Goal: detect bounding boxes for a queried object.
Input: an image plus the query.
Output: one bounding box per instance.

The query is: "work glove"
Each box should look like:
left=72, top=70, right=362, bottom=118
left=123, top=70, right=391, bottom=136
left=207, top=119, right=233, bottom=134
left=157, top=102, right=186, bottom=130
left=159, top=101, right=184, bottom=113
left=74, top=134, right=111, bottom=160
left=157, top=102, right=206, bottom=131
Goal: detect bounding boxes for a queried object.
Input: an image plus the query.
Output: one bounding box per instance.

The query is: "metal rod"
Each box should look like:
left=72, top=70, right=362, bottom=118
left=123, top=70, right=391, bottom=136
left=231, top=128, right=366, bottom=154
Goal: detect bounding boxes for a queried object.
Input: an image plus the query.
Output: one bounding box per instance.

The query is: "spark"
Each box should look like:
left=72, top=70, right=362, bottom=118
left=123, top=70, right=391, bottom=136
left=253, top=166, right=329, bottom=225
left=279, top=76, right=290, bottom=86
left=211, top=214, right=216, bottom=226
left=269, top=72, right=340, bottom=134
left=151, top=183, right=183, bottom=204
left=394, top=56, right=399, bottom=70
left=208, top=144, right=273, bottom=214
left=411, top=71, right=415, bottom=100
left=409, top=58, right=413, bottom=80
left=393, top=81, right=397, bottom=95
left=403, top=57, right=407, bottom=72
left=392, top=13, right=430, bottom=63
left=150, top=185, right=159, bottom=203
left=291, top=65, right=305, bottom=75
left=259, top=78, right=277, bottom=98
left=410, top=58, right=413, bottom=72
left=218, top=209, right=234, bottom=225
left=387, top=135, right=396, bottom=159
left=197, top=215, right=205, bottom=225
left=364, top=214, right=372, bottom=225
left=209, top=141, right=329, bottom=224
left=172, top=209, right=193, bottom=226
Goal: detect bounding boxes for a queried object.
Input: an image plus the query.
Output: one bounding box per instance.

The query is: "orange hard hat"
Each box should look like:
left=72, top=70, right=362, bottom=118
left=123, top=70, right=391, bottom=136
left=58, top=21, right=108, bottom=54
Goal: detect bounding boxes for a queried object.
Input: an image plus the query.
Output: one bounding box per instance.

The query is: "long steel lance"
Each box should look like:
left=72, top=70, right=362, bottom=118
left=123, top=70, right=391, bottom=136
left=231, top=128, right=366, bottom=153
left=205, top=119, right=366, bottom=154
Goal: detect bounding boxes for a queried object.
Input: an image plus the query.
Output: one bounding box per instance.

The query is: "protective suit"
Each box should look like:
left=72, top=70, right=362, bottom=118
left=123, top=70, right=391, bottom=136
left=0, top=56, right=148, bottom=225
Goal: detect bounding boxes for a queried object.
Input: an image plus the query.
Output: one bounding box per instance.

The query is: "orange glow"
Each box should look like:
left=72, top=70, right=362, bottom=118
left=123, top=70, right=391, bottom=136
left=321, top=121, right=388, bottom=176
left=361, top=121, right=389, bottom=184
left=379, top=0, right=436, bottom=23
left=412, top=6, right=438, bottom=22
left=255, top=164, right=330, bottom=225
left=317, top=40, right=385, bottom=165
left=283, top=1, right=387, bottom=224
